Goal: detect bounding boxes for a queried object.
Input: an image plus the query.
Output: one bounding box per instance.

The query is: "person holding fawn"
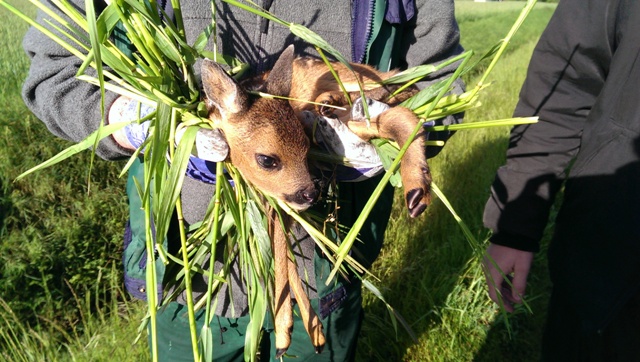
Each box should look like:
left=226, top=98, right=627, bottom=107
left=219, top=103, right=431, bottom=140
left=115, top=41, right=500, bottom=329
left=22, top=0, right=464, bottom=360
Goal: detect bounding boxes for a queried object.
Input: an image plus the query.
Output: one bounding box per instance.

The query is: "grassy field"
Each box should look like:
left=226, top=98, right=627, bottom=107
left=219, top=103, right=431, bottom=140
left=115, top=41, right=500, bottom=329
left=356, top=2, right=558, bottom=361
left=0, top=1, right=557, bottom=361
left=0, top=2, right=145, bottom=361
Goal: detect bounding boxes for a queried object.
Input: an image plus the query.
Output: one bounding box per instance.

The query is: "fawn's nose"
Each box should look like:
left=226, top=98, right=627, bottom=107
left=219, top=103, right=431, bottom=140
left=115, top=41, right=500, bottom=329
left=285, top=183, right=321, bottom=211
left=298, top=187, right=319, bottom=204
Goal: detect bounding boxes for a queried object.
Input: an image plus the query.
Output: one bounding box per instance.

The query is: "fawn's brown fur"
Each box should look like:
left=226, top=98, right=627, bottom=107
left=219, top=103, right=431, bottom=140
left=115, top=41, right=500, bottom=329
left=200, top=45, right=431, bottom=357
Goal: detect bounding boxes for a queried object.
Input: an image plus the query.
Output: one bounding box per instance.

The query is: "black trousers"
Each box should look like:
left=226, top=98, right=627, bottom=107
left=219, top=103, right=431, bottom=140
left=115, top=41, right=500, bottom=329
left=542, top=288, right=640, bottom=361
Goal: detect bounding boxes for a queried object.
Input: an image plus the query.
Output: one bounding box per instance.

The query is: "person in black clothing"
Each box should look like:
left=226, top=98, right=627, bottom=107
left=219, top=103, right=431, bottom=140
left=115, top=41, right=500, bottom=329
left=482, top=0, right=640, bottom=360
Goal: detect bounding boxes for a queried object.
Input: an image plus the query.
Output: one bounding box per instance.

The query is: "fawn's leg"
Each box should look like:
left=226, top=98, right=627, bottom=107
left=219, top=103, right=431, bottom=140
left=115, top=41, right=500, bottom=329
left=347, top=107, right=432, bottom=217
left=271, top=211, right=293, bottom=358
left=314, top=86, right=419, bottom=117
left=287, top=256, right=326, bottom=353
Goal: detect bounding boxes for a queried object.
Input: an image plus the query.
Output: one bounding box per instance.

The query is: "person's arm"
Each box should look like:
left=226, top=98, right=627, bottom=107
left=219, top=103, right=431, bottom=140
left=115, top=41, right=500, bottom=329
left=482, top=0, right=616, bottom=309
left=404, top=0, right=463, bottom=71
left=400, top=0, right=465, bottom=156
left=484, top=0, right=613, bottom=251
left=21, top=0, right=131, bottom=160
left=402, top=0, right=465, bottom=104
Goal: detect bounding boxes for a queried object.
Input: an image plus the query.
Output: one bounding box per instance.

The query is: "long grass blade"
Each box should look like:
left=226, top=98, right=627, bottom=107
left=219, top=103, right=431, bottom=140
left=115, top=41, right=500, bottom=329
left=84, top=0, right=106, bottom=192
left=15, top=122, right=129, bottom=181
left=154, top=122, right=196, bottom=252
left=201, top=161, right=224, bottom=360
left=471, top=0, right=538, bottom=94
left=362, top=279, right=417, bottom=342
left=425, top=117, right=538, bottom=132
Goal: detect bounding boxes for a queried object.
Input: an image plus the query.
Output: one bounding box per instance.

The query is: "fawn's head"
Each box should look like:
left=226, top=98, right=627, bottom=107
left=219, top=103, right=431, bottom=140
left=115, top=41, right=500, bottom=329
left=201, top=47, right=319, bottom=211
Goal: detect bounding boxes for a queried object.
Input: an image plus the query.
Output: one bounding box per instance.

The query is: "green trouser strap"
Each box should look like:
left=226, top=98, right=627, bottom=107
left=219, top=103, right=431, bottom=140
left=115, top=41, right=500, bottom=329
left=124, top=157, right=167, bottom=299
left=113, top=18, right=167, bottom=298
left=113, top=21, right=136, bottom=60
left=366, top=0, right=406, bottom=72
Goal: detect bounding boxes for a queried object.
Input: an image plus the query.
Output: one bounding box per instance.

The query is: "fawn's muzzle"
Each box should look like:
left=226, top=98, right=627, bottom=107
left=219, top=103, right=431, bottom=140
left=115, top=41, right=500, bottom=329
left=285, top=185, right=319, bottom=210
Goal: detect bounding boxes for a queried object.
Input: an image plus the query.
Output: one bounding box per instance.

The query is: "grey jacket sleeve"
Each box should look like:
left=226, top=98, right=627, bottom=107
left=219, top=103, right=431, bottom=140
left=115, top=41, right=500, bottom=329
left=405, top=0, right=463, bottom=70
left=403, top=0, right=464, bottom=97
left=482, top=0, right=614, bottom=251
left=21, top=0, right=130, bottom=160
left=403, top=0, right=465, bottom=155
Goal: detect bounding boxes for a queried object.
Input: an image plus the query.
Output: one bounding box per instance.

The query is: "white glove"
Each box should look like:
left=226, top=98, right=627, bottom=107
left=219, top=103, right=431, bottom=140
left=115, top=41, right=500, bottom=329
left=111, top=96, right=228, bottom=161
left=175, top=127, right=229, bottom=162
left=301, top=97, right=389, bottom=182
left=112, top=96, right=230, bottom=184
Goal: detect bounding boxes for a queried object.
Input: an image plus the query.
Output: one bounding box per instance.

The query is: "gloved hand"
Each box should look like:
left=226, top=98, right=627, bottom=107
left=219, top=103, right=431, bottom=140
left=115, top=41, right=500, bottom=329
left=110, top=96, right=229, bottom=184
left=300, top=97, right=388, bottom=182
left=175, top=127, right=229, bottom=184
left=118, top=99, right=154, bottom=150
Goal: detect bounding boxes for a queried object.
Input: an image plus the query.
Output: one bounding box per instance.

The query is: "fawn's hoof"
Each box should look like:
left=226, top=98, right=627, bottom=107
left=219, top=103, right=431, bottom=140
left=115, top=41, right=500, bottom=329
left=318, top=101, right=339, bottom=118
left=275, top=348, right=288, bottom=359
left=406, top=188, right=429, bottom=218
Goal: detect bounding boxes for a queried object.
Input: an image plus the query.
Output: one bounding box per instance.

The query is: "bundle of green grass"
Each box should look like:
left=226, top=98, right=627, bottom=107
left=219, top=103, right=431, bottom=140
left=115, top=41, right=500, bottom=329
left=1, top=0, right=538, bottom=359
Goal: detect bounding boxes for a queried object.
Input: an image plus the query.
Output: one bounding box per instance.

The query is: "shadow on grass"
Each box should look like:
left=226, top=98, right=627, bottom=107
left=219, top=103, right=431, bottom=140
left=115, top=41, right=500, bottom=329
left=473, top=247, right=551, bottom=362
left=355, top=132, right=514, bottom=361
left=472, top=164, right=557, bottom=361
left=474, top=132, right=640, bottom=361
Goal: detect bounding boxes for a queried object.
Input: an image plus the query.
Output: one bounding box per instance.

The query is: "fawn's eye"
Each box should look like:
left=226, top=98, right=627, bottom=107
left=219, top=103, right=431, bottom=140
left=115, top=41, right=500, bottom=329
left=256, top=154, right=280, bottom=170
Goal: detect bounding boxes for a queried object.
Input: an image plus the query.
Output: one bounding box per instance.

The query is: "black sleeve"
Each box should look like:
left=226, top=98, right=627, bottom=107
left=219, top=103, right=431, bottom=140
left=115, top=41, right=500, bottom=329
left=482, top=0, right=617, bottom=251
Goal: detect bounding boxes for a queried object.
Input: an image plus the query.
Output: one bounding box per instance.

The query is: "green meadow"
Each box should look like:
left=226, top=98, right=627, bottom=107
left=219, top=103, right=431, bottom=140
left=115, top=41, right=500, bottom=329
left=0, top=1, right=557, bottom=361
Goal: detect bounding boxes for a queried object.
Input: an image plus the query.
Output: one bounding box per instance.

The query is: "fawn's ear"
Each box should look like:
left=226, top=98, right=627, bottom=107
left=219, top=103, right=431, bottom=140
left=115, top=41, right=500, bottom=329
left=201, top=59, right=249, bottom=119
left=263, top=45, right=295, bottom=96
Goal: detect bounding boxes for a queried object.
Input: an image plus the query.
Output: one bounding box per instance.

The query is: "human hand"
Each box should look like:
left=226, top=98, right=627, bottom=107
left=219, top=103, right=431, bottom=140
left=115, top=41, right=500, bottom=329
left=482, top=243, right=534, bottom=312
left=300, top=97, right=389, bottom=182
left=109, top=96, right=229, bottom=184
left=174, top=126, right=229, bottom=184
left=108, top=96, right=155, bottom=150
